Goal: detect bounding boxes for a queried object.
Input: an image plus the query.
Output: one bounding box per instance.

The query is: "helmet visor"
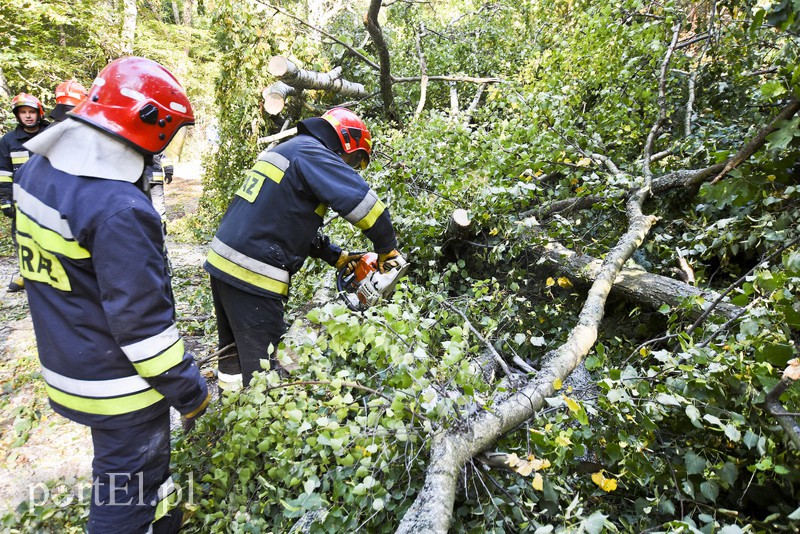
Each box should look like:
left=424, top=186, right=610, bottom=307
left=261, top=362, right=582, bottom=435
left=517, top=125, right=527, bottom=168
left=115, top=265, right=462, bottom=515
left=344, top=150, right=368, bottom=171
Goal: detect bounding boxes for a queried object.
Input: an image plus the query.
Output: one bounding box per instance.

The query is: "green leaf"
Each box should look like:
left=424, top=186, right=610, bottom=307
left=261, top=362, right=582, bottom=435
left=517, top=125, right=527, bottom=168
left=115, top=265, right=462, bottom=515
left=685, top=452, right=707, bottom=475
left=700, top=480, right=719, bottom=502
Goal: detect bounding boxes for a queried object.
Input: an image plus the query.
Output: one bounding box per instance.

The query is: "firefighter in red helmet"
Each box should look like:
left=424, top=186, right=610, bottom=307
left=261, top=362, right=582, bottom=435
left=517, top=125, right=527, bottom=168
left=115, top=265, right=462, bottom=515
left=0, top=92, right=49, bottom=292
left=14, top=57, right=209, bottom=533
left=49, top=79, right=89, bottom=122
left=204, top=107, right=407, bottom=391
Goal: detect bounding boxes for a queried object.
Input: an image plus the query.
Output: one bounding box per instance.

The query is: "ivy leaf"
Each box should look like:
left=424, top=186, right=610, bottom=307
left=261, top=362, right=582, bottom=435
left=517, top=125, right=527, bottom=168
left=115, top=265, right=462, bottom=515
left=532, top=473, right=544, bottom=491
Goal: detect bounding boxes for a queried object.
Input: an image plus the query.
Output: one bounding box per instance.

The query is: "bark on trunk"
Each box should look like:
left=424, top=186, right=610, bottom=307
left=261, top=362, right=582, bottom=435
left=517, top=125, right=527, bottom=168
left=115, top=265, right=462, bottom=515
left=121, top=0, right=138, bottom=55
left=268, top=57, right=367, bottom=97
left=539, top=239, right=743, bottom=320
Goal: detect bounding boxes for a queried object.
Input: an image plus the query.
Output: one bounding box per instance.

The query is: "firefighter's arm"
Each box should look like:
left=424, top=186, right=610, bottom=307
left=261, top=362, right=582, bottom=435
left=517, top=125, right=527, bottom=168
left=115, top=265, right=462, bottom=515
left=297, top=147, right=398, bottom=253
left=94, top=205, right=209, bottom=416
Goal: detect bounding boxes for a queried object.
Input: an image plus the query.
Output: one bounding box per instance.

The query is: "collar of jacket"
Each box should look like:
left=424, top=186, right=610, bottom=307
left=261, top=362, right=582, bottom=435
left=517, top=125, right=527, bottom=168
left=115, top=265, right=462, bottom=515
left=24, top=118, right=144, bottom=182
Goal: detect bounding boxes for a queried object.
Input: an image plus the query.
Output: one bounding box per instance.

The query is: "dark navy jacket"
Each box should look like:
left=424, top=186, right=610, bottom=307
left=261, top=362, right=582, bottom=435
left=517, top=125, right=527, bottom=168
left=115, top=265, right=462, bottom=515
left=0, top=121, right=49, bottom=213
left=14, top=154, right=207, bottom=429
left=204, top=132, right=397, bottom=299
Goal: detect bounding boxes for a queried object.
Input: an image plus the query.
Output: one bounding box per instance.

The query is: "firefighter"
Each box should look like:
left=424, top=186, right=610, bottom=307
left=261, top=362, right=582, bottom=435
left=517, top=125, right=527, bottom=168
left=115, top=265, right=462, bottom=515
left=49, top=79, right=88, bottom=122
left=0, top=92, right=49, bottom=292
left=204, top=107, right=407, bottom=391
left=143, top=152, right=174, bottom=233
left=13, top=57, right=209, bottom=534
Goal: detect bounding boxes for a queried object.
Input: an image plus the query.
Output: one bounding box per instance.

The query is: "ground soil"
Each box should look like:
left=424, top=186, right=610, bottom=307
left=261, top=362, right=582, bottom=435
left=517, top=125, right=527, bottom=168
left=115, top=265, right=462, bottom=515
left=0, top=162, right=210, bottom=513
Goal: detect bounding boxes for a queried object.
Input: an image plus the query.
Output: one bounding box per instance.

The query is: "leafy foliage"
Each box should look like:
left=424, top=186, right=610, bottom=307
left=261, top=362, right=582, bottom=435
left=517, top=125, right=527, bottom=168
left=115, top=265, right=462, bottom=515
left=3, top=0, right=800, bottom=532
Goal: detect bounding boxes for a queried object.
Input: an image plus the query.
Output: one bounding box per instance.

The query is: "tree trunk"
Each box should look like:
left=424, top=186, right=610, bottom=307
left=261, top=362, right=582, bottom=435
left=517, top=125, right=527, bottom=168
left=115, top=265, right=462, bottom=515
left=121, top=0, right=138, bottom=55
left=171, top=0, right=181, bottom=25
left=183, top=0, right=193, bottom=26
left=538, top=239, right=743, bottom=320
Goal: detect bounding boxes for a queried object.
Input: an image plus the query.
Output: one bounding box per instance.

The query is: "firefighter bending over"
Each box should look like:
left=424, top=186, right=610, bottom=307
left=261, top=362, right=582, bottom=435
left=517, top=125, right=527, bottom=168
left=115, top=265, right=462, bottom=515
left=204, top=107, right=408, bottom=391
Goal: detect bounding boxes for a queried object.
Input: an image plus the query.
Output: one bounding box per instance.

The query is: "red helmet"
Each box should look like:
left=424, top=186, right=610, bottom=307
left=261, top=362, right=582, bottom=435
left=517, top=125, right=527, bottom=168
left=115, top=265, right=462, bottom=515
left=70, top=56, right=194, bottom=154
left=321, top=108, right=372, bottom=168
left=11, top=93, right=45, bottom=117
left=55, top=80, right=88, bottom=107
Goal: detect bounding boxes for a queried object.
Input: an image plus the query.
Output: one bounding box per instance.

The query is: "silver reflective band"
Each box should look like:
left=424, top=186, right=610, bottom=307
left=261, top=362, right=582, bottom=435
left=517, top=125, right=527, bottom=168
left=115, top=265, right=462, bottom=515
left=120, top=87, right=145, bottom=101
left=41, top=366, right=151, bottom=397
left=344, top=189, right=379, bottom=224
left=169, top=102, right=187, bottom=114
left=14, top=184, right=77, bottom=239
left=257, top=150, right=290, bottom=172
left=211, top=237, right=290, bottom=283
left=122, top=324, right=181, bottom=362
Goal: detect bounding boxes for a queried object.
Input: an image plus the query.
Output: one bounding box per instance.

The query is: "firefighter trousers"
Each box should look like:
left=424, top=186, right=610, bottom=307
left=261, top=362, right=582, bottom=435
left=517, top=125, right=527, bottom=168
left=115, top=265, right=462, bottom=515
left=88, top=411, right=182, bottom=533
left=210, top=275, right=287, bottom=388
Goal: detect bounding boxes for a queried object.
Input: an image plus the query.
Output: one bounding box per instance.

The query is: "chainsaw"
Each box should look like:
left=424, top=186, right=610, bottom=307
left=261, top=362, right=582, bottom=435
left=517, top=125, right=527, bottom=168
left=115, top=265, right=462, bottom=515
left=335, top=252, right=409, bottom=311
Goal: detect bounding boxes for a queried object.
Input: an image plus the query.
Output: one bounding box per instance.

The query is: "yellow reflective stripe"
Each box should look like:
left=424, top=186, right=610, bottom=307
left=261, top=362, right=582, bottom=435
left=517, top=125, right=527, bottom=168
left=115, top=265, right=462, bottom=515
left=0, top=175, right=11, bottom=184
left=252, top=160, right=284, bottom=184
left=16, top=234, right=72, bottom=291
left=207, top=250, right=289, bottom=296
left=315, top=203, right=327, bottom=217
left=11, top=151, right=29, bottom=166
left=354, top=200, right=385, bottom=231
left=132, top=339, right=185, bottom=377
left=153, top=485, right=178, bottom=522
left=45, top=384, right=163, bottom=415
left=16, top=210, right=90, bottom=259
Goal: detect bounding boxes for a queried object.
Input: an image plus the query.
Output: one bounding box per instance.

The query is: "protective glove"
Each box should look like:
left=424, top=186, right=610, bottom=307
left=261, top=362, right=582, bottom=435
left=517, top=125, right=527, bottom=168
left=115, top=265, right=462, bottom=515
left=182, top=391, right=211, bottom=434
left=1, top=204, right=13, bottom=219
left=334, top=251, right=364, bottom=276
left=164, top=170, right=173, bottom=185
left=377, top=249, right=407, bottom=273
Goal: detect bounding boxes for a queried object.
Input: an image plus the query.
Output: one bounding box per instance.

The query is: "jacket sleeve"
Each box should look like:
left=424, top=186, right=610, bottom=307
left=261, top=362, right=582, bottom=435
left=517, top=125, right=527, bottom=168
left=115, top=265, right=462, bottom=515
left=0, top=137, right=13, bottom=212
left=92, top=202, right=208, bottom=415
left=308, top=232, right=343, bottom=266
left=296, top=146, right=398, bottom=253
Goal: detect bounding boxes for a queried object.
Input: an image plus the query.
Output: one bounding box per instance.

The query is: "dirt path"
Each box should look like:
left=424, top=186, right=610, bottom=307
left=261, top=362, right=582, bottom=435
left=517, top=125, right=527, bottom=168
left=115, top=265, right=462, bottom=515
left=0, top=162, right=209, bottom=513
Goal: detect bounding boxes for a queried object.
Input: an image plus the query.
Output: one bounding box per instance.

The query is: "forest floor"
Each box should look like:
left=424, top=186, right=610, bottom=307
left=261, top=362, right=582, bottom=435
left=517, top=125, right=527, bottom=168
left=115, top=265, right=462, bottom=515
left=0, top=162, right=215, bottom=514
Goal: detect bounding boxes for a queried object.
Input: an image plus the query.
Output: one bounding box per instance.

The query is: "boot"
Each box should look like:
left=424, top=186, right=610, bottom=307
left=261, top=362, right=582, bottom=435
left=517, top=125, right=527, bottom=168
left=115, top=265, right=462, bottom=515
left=7, top=275, right=24, bottom=293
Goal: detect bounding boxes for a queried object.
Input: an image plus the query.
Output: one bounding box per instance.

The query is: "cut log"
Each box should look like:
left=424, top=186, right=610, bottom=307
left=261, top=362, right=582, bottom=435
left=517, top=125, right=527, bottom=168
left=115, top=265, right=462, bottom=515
left=262, top=81, right=296, bottom=115
left=267, top=56, right=368, bottom=97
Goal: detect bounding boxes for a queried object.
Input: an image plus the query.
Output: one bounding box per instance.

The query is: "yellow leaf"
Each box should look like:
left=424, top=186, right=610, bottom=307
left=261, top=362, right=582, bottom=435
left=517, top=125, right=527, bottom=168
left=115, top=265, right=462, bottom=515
left=553, top=378, right=563, bottom=390
left=516, top=462, right=535, bottom=477
left=563, top=395, right=581, bottom=413
left=767, top=174, right=776, bottom=182
left=489, top=227, right=499, bottom=236
left=532, top=473, right=544, bottom=491
left=592, top=471, right=618, bottom=492
left=556, top=434, right=572, bottom=447
left=602, top=478, right=618, bottom=492
left=557, top=277, right=573, bottom=289
left=639, top=347, right=648, bottom=357
left=545, top=277, right=555, bottom=287
left=575, top=186, right=585, bottom=193
left=505, top=453, right=520, bottom=468
left=576, top=157, right=592, bottom=167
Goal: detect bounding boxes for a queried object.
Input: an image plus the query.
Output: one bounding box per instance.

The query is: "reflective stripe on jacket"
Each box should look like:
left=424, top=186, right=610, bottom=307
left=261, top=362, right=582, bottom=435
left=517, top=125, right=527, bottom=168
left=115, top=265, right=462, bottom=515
left=13, top=154, right=207, bottom=429
left=204, top=133, right=397, bottom=299
left=0, top=123, right=48, bottom=208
